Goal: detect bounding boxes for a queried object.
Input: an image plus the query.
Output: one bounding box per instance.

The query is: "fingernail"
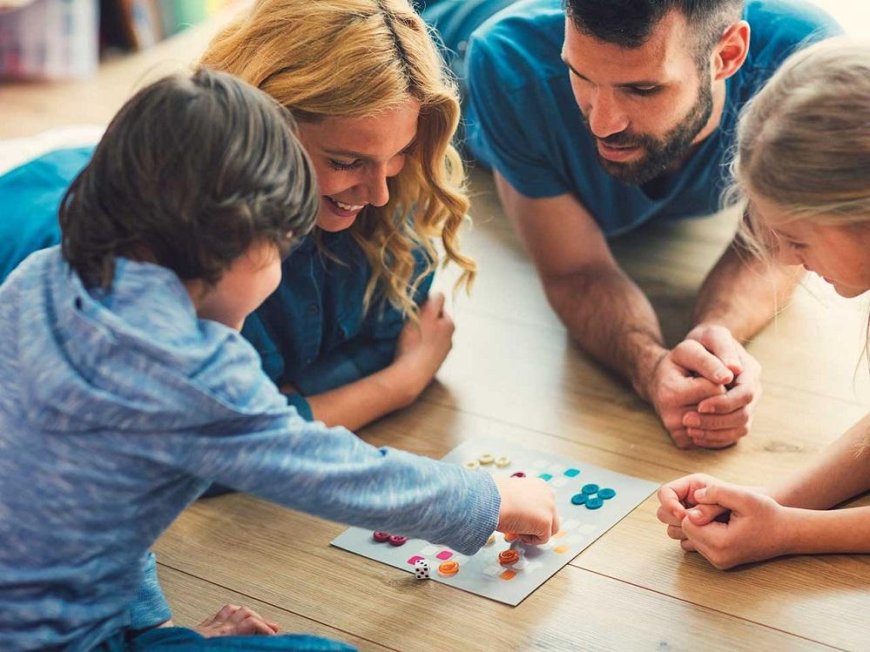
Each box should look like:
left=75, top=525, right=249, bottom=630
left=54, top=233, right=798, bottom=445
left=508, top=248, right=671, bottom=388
left=698, top=404, right=713, bottom=414
left=690, top=509, right=702, bottom=519
left=684, top=415, right=700, bottom=428
left=694, top=488, right=706, bottom=499
left=715, top=372, right=731, bottom=383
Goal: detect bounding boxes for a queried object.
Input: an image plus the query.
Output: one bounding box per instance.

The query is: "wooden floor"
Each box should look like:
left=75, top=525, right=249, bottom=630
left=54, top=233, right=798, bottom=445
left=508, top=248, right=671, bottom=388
left=2, top=4, right=868, bottom=650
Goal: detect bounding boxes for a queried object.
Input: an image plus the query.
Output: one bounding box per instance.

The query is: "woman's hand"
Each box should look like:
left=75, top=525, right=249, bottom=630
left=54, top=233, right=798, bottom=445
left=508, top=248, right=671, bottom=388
left=392, top=292, right=455, bottom=401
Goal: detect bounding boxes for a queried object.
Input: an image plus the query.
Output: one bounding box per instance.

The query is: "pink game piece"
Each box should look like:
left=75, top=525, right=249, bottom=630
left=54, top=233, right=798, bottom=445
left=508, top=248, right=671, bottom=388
left=372, top=531, right=390, bottom=543
left=388, top=535, right=408, bottom=546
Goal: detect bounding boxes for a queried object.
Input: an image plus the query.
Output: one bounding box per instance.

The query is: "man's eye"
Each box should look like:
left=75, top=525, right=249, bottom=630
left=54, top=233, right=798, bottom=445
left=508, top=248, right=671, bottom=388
left=629, top=86, right=660, bottom=96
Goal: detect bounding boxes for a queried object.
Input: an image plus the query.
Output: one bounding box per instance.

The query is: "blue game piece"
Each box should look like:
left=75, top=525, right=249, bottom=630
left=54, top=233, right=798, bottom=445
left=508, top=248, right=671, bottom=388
left=539, top=473, right=553, bottom=481
left=581, top=483, right=599, bottom=495
left=563, top=468, right=581, bottom=478
left=570, top=493, right=587, bottom=505
left=585, top=496, right=604, bottom=510
left=598, top=488, right=616, bottom=500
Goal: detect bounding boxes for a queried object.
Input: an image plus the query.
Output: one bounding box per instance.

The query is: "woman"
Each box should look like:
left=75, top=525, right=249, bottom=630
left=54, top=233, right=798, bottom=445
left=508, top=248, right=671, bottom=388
left=200, top=0, right=476, bottom=430
left=656, top=38, right=870, bottom=569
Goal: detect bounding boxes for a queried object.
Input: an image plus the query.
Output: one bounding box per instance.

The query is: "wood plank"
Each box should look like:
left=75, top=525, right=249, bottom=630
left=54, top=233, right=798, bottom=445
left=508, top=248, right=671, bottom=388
left=157, top=565, right=392, bottom=651
left=155, top=496, right=837, bottom=652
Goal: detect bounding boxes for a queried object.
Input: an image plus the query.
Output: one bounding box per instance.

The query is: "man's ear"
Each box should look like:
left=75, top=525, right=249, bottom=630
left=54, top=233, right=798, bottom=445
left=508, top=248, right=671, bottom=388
left=714, top=20, right=750, bottom=82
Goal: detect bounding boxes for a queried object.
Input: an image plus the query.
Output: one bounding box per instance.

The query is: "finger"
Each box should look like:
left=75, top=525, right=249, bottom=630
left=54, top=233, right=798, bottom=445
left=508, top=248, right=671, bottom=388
left=688, top=425, right=747, bottom=446
left=668, top=426, right=697, bottom=450
left=697, top=382, right=757, bottom=415
left=670, top=340, right=734, bottom=385
left=688, top=329, right=744, bottom=375
left=228, top=606, right=268, bottom=626
left=552, top=511, right=561, bottom=536
left=236, top=615, right=278, bottom=636
left=666, top=524, right=687, bottom=541
left=679, top=538, right=698, bottom=552
left=684, top=405, right=751, bottom=431
left=687, top=428, right=744, bottom=448
left=655, top=487, right=687, bottom=525
left=422, top=292, right=446, bottom=318
left=684, top=502, right=729, bottom=526
left=692, top=482, right=755, bottom=512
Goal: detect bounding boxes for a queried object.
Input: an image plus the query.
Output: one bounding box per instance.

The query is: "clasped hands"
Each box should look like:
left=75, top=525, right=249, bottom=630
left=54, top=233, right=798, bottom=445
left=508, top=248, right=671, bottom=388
left=644, top=324, right=762, bottom=449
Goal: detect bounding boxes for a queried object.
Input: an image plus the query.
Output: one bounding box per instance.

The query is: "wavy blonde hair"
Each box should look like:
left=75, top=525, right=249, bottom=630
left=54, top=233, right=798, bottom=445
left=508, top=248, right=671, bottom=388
left=200, top=0, right=474, bottom=317
left=727, top=38, right=870, bottom=258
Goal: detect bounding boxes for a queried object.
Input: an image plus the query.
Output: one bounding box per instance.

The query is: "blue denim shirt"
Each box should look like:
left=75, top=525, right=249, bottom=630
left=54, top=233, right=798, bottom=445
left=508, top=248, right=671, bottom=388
left=0, top=248, right=498, bottom=651
left=243, top=232, right=433, bottom=420
left=0, top=146, right=434, bottom=420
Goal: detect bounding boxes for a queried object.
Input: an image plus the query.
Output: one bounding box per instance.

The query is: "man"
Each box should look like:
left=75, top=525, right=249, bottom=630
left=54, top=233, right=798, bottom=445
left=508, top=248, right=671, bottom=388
left=421, top=0, right=840, bottom=449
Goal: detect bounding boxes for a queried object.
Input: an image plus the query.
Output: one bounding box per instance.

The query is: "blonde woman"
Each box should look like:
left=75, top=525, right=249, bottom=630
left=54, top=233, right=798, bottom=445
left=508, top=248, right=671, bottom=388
left=0, top=0, right=474, bottom=433
left=195, top=0, right=476, bottom=432
left=657, top=38, right=870, bottom=569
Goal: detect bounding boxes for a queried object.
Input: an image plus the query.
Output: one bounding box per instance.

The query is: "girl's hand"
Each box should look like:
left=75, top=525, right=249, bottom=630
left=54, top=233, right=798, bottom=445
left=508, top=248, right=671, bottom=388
left=681, top=482, right=792, bottom=569
left=657, top=474, right=729, bottom=549
left=393, top=292, right=454, bottom=398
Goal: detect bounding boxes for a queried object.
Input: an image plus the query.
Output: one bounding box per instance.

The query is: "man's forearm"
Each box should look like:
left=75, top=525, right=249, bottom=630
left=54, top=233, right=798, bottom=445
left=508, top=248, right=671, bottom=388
left=544, top=266, right=667, bottom=400
left=694, top=239, right=803, bottom=341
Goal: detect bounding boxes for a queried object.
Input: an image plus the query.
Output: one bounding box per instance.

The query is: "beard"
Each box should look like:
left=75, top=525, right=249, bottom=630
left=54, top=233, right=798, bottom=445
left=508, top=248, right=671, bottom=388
left=587, top=70, right=714, bottom=186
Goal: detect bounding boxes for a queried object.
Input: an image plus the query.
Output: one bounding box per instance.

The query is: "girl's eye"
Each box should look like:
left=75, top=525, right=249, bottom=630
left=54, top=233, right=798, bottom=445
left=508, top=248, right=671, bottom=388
left=328, top=159, right=361, bottom=171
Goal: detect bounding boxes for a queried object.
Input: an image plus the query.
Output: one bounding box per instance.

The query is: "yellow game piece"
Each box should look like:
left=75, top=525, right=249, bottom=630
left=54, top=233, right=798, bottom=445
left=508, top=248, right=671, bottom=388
left=478, top=453, right=495, bottom=465
left=464, top=460, right=480, bottom=470
left=494, top=456, right=511, bottom=468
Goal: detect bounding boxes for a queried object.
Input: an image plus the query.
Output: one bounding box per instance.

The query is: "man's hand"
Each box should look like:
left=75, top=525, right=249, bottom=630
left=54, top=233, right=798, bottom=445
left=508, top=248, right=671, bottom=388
left=681, top=324, right=762, bottom=448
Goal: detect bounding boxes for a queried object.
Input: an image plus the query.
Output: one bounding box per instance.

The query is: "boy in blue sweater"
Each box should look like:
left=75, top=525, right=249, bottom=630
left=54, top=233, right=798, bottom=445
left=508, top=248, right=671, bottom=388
left=0, top=68, right=558, bottom=651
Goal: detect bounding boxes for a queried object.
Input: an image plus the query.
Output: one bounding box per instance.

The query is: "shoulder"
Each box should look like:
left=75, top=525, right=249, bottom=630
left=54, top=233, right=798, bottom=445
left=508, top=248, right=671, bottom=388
left=467, top=0, right=566, bottom=90
left=745, top=0, right=842, bottom=68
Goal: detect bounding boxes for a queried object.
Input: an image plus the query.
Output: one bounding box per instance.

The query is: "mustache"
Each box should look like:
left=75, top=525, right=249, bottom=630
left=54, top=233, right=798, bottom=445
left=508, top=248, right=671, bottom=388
left=580, top=113, right=647, bottom=148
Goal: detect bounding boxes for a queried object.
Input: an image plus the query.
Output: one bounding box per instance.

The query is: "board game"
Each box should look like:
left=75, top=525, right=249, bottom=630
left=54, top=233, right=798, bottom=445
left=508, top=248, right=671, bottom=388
left=331, top=440, right=659, bottom=605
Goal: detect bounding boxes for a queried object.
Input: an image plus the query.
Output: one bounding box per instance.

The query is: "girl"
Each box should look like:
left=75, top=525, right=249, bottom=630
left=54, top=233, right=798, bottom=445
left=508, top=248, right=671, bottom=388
left=656, top=38, right=870, bottom=569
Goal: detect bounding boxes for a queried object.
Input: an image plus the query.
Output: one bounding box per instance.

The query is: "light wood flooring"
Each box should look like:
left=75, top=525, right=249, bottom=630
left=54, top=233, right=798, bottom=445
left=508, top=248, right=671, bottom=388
left=1, top=4, right=868, bottom=650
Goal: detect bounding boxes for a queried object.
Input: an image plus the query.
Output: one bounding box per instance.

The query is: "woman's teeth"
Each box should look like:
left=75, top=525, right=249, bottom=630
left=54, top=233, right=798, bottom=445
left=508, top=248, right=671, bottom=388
left=331, top=197, right=365, bottom=212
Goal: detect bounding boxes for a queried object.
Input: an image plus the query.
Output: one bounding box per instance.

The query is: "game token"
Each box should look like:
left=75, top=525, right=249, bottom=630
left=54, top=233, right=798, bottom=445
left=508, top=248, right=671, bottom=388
left=438, top=560, right=460, bottom=576
left=585, top=496, right=604, bottom=510
left=504, top=532, right=519, bottom=542
left=598, top=488, right=616, bottom=499
left=486, top=533, right=496, bottom=545
left=498, top=549, right=521, bottom=566
left=464, top=460, right=480, bottom=470
left=478, top=453, right=495, bottom=465
left=581, top=483, right=599, bottom=495
left=372, top=531, right=390, bottom=543
left=495, top=456, right=511, bottom=468
left=388, top=535, right=408, bottom=546
left=570, top=493, right=587, bottom=505
left=510, top=471, right=526, bottom=478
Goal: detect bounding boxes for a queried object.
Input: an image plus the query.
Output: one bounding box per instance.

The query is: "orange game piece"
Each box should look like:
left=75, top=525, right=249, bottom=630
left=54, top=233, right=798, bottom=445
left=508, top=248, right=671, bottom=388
left=499, top=570, right=517, bottom=580
left=498, top=549, right=520, bottom=566
left=438, top=560, right=460, bottom=576
left=503, top=532, right=519, bottom=542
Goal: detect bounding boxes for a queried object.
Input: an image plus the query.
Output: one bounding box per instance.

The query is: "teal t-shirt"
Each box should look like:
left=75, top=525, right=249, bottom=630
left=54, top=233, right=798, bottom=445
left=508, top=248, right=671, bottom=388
left=427, top=0, right=841, bottom=236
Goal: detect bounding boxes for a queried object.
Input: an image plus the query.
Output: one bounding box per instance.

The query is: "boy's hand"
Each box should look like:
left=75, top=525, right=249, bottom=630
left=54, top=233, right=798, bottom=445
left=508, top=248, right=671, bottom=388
left=681, top=482, right=790, bottom=569
left=494, top=476, right=559, bottom=545
left=195, top=604, right=280, bottom=637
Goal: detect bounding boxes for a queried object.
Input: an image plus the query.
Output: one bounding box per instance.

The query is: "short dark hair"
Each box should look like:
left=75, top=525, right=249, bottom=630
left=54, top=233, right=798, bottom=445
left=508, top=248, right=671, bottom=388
left=564, top=0, right=743, bottom=63
left=60, top=67, right=319, bottom=290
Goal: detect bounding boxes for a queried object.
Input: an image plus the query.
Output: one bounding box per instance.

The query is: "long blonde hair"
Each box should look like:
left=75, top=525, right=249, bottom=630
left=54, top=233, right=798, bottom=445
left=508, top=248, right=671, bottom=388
left=200, top=0, right=475, bottom=316
left=728, top=38, right=870, bottom=256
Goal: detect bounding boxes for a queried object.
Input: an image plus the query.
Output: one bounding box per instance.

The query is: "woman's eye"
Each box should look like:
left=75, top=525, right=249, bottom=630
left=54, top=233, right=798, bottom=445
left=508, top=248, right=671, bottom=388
left=328, top=159, right=361, bottom=171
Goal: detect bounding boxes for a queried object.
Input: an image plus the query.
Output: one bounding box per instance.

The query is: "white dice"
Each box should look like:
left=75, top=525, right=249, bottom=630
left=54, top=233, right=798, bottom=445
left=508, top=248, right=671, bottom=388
left=414, top=559, right=430, bottom=580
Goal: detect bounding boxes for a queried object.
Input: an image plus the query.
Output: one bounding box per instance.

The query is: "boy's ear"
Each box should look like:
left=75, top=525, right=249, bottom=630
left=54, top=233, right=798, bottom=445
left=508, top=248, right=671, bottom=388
left=713, top=21, right=750, bottom=82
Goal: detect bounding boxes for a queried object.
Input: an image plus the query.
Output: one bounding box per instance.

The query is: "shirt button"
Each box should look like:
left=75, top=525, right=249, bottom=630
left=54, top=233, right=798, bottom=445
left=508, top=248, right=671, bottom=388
left=306, top=304, right=319, bottom=316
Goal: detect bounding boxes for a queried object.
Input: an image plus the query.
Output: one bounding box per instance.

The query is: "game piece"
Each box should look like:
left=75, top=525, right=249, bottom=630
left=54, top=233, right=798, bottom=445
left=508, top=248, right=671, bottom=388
left=586, top=496, right=604, bottom=510
left=388, top=535, right=407, bottom=546
left=438, top=560, right=460, bottom=576
left=478, top=453, right=494, bottom=465
left=332, top=440, right=658, bottom=606
left=414, top=559, right=431, bottom=579
left=464, top=460, right=480, bottom=470
left=372, top=531, right=390, bottom=543
left=581, top=483, right=599, bottom=495
left=570, top=493, right=587, bottom=505
left=498, top=549, right=520, bottom=566
left=510, top=471, right=526, bottom=478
